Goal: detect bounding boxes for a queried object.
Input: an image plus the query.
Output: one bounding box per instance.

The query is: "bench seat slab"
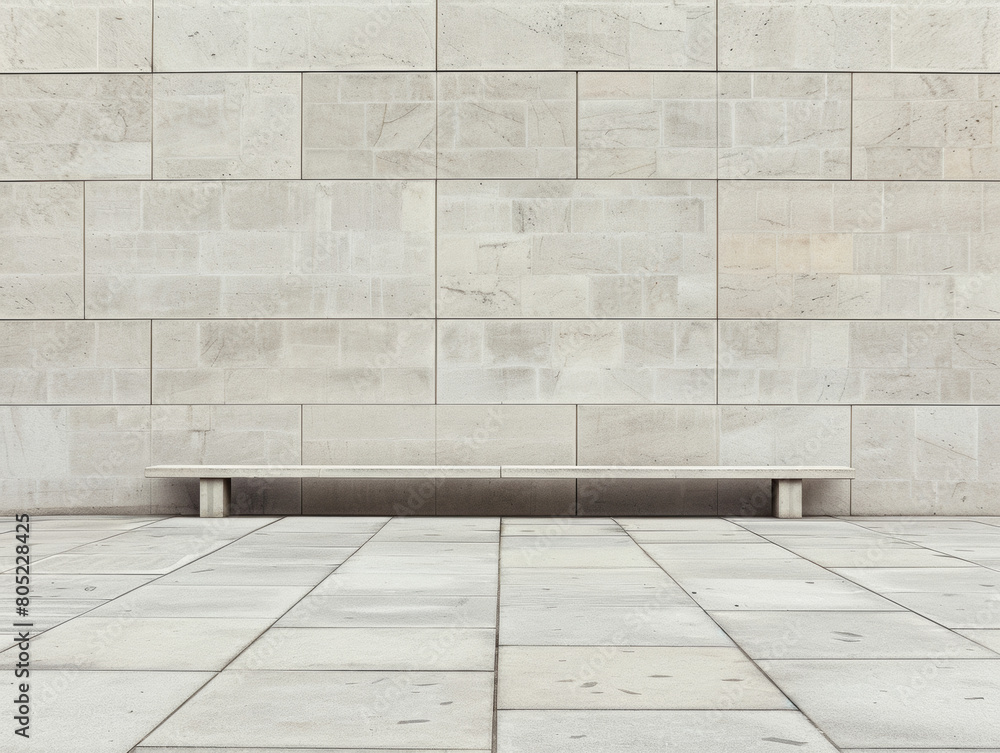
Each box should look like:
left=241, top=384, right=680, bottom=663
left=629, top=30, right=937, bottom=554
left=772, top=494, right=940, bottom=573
left=501, top=466, right=853, bottom=480
left=146, top=465, right=501, bottom=479
left=320, top=466, right=500, bottom=479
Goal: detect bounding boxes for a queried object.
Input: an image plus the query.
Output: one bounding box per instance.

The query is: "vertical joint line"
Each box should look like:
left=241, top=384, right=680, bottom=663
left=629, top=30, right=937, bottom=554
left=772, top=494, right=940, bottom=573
left=149, top=71, right=154, bottom=179
left=849, top=404, right=854, bottom=516
left=300, top=72, right=305, bottom=180
left=82, top=183, right=86, bottom=320
left=849, top=72, right=854, bottom=179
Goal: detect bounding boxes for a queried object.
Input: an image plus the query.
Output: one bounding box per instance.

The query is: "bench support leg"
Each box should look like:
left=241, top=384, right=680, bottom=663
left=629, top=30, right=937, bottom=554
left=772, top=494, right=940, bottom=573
left=200, top=478, right=231, bottom=518
left=772, top=479, right=802, bottom=519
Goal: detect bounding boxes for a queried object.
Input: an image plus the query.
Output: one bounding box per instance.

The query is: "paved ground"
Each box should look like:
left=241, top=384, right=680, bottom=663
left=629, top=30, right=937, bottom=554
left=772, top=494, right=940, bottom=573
left=2, top=515, right=1000, bottom=752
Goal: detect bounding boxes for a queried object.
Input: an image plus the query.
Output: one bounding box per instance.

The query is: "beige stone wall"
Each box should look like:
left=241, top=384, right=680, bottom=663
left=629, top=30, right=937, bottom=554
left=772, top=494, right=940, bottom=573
left=2, top=1, right=998, bottom=515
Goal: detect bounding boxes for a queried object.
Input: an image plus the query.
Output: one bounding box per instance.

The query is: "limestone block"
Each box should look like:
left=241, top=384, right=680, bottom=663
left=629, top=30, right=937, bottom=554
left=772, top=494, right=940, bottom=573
left=150, top=404, right=301, bottom=515
left=719, top=73, right=851, bottom=179
left=854, top=74, right=1000, bottom=179
left=438, top=180, right=716, bottom=318
left=0, top=182, right=83, bottom=318
left=438, top=0, right=715, bottom=70
left=0, top=1, right=151, bottom=72
left=0, top=74, right=151, bottom=179
left=0, top=321, right=150, bottom=404
left=578, top=72, right=716, bottom=179
left=303, top=73, right=435, bottom=179
left=719, top=1, right=888, bottom=71
left=437, top=73, right=576, bottom=178
left=720, top=0, right=1000, bottom=72
left=303, top=405, right=436, bottom=464
left=577, top=405, right=718, bottom=465
left=0, top=406, right=150, bottom=513
left=719, top=319, right=1000, bottom=404
left=153, top=0, right=435, bottom=71
left=436, top=405, right=576, bottom=464
left=85, top=181, right=435, bottom=318
left=913, top=406, right=979, bottom=481
left=437, top=319, right=716, bottom=403
left=152, top=320, right=435, bottom=404
left=852, top=406, right=1000, bottom=515
left=152, top=73, right=300, bottom=179
left=150, top=405, right=300, bottom=465
left=719, top=405, right=851, bottom=515
left=891, top=5, right=1000, bottom=72
left=719, top=181, right=1000, bottom=319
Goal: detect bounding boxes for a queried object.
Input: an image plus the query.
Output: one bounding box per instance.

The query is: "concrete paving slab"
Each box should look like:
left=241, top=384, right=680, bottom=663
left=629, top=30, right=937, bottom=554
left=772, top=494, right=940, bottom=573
left=87, top=584, right=312, bottom=619
left=497, top=710, right=841, bottom=753
left=235, top=531, right=373, bottom=547
left=712, top=610, right=996, bottom=659
left=628, top=529, right=766, bottom=543
left=334, top=554, right=498, bottom=575
left=263, top=517, right=389, bottom=533
left=835, top=567, right=1000, bottom=593
left=956, top=629, right=1000, bottom=654
left=881, top=591, right=1000, bottom=628
left=7, top=670, right=212, bottom=753
left=0, top=617, right=271, bottom=670
left=788, top=547, right=969, bottom=568
left=158, top=563, right=336, bottom=587
left=311, top=570, right=498, bottom=596
left=0, top=573, right=152, bottom=599
left=500, top=604, right=732, bottom=646
left=620, top=518, right=749, bottom=531
left=501, top=567, right=692, bottom=608
left=678, top=578, right=903, bottom=611
left=142, top=517, right=279, bottom=531
left=31, top=551, right=208, bottom=575
left=141, top=670, right=494, bottom=750
left=502, top=536, right=654, bottom=568
left=498, top=646, right=792, bottom=710
left=276, top=593, right=498, bottom=628
left=758, top=659, right=1000, bottom=748
left=642, top=543, right=803, bottom=561
left=232, top=627, right=496, bottom=670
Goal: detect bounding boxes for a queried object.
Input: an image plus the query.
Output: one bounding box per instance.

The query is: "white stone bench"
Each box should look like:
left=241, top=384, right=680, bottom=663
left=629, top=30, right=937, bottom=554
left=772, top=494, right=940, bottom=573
left=145, top=465, right=854, bottom=519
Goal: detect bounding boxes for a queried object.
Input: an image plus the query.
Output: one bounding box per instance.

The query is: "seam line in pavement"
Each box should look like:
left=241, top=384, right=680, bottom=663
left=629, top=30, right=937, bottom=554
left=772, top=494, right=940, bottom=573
left=618, top=518, right=846, bottom=753
left=734, top=517, right=1000, bottom=636
left=128, top=515, right=392, bottom=752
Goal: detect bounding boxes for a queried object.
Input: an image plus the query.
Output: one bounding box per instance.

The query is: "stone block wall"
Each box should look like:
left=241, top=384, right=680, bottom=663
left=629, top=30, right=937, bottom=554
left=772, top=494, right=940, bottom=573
left=1, top=1, right=998, bottom=515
